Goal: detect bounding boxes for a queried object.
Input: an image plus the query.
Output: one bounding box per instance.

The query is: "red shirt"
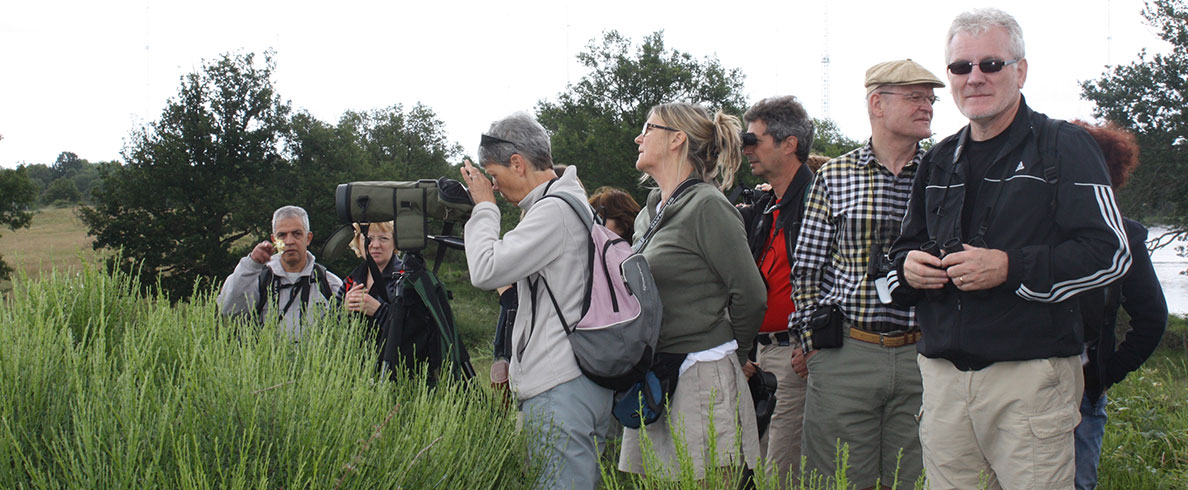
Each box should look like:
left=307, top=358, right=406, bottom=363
left=758, top=204, right=796, bottom=333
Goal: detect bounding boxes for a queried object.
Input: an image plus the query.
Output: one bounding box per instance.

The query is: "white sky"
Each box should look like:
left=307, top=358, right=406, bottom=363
left=0, top=0, right=1170, bottom=169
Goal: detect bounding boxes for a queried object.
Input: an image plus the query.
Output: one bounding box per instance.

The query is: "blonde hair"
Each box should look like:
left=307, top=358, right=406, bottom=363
left=647, top=103, right=744, bottom=191
left=348, top=221, right=395, bottom=258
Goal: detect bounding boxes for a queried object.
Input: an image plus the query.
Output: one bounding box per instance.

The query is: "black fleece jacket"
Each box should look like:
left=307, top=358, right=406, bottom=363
left=1082, top=218, right=1167, bottom=400
left=888, top=97, right=1132, bottom=369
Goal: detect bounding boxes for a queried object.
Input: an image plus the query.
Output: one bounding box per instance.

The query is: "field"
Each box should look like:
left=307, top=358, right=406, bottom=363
left=2, top=207, right=1186, bottom=488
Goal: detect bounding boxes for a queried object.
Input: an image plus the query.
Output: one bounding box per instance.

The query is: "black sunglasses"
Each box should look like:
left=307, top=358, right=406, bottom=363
left=480, top=133, right=519, bottom=149
left=947, top=59, right=1019, bottom=75
left=741, top=132, right=759, bottom=147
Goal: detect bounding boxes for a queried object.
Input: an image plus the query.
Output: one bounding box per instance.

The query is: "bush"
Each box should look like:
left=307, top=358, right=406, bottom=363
left=0, top=261, right=535, bottom=488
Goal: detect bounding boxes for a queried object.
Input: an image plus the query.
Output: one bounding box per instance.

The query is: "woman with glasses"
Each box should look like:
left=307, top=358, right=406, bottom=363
left=618, top=103, right=766, bottom=479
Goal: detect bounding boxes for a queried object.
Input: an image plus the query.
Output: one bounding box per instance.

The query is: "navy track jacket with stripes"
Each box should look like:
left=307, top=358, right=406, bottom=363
left=887, top=96, right=1131, bottom=370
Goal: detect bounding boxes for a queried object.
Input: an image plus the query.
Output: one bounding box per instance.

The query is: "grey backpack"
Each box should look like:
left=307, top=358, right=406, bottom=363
left=529, top=190, right=663, bottom=392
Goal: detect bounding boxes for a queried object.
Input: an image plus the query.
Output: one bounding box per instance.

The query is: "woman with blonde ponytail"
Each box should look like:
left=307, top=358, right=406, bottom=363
left=619, top=102, right=765, bottom=479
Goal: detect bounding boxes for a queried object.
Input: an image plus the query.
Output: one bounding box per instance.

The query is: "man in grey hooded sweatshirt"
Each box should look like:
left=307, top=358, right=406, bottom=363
left=461, top=112, right=612, bottom=490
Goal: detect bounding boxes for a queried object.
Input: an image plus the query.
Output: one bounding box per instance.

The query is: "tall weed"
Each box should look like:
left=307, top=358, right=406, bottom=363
left=0, top=262, right=533, bottom=489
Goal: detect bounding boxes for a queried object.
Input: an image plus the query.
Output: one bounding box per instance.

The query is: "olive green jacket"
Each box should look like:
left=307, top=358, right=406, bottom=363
left=633, top=183, right=766, bottom=361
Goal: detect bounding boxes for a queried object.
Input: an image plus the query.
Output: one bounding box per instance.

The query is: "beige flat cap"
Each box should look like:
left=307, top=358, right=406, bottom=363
left=865, top=59, right=944, bottom=94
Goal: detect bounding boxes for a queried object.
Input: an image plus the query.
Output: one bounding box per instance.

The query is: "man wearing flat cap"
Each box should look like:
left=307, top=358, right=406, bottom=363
left=790, top=59, right=943, bottom=489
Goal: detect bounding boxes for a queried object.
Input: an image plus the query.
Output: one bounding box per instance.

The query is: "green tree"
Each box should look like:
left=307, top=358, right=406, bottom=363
left=41, top=177, right=81, bottom=205
left=80, top=51, right=291, bottom=300
left=812, top=117, right=864, bottom=158
left=536, top=30, right=748, bottom=203
left=0, top=166, right=38, bottom=279
left=1081, top=0, right=1188, bottom=238
left=282, top=103, right=462, bottom=271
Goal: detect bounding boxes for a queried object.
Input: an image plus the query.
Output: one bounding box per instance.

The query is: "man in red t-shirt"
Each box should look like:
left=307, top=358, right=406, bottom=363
left=739, top=96, right=816, bottom=486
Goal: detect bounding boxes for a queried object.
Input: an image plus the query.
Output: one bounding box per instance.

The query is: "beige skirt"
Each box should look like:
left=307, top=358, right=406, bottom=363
left=618, top=354, right=760, bottom=479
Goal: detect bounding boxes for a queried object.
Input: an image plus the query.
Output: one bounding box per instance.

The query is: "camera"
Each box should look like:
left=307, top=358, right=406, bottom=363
left=335, top=177, right=474, bottom=251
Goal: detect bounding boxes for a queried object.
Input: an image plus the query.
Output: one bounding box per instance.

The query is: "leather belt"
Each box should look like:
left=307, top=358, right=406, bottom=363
left=848, top=327, right=921, bottom=348
left=756, top=330, right=792, bottom=346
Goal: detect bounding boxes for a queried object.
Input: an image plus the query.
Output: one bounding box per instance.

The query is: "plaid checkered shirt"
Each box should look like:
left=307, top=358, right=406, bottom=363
left=790, top=140, right=919, bottom=351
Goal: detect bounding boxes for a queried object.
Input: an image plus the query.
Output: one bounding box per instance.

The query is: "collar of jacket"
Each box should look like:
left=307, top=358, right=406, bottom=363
left=517, top=165, right=584, bottom=211
left=780, top=164, right=815, bottom=209
left=953, top=94, right=1037, bottom=168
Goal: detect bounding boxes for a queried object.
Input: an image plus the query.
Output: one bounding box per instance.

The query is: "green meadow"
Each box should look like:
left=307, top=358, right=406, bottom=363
left=1, top=207, right=1185, bottom=488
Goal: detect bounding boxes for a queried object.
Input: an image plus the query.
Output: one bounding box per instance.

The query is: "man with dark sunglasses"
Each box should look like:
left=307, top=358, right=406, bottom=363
left=888, top=8, right=1131, bottom=489
left=736, top=95, right=815, bottom=486
left=791, top=59, right=942, bottom=490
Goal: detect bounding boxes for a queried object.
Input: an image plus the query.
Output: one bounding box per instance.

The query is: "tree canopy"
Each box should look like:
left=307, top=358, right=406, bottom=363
left=536, top=31, right=749, bottom=204
left=80, top=52, right=292, bottom=299
left=0, top=166, right=38, bottom=279
left=78, top=52, right=461, bottom=299
left=1081, top=0, right=1188, bottom=236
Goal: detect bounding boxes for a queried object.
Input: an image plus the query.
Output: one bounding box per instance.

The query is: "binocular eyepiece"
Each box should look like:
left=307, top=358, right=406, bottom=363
left=920, top=238, right=964, bottom=258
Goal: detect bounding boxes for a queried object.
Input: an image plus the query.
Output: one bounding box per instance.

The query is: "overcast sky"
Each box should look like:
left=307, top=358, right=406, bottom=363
left=0, top=0, right=1170, bottom=169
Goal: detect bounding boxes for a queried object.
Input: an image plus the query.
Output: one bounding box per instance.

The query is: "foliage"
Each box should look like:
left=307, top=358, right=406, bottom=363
left=283, top=104, right=463, bottom=274
left=812, top=118, right=864, bottom=158
left=1081, top=0, right=1188, bottom=235
left=0, top=167, right=38, bottom=279
left=1096, top=348, right=1188, bottom=488
left=21, top=153, right=106, bottom=206
left=0, top=260, right=535, bottom=488
left=79, top=51, right=291, bottom=301
left=537, top=30, right=748, bottom=204
left=40, top=177, right=81, bottom=205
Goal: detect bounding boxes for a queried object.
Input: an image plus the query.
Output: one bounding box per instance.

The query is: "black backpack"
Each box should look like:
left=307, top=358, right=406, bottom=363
left=254, top=263, right=333, bottom=323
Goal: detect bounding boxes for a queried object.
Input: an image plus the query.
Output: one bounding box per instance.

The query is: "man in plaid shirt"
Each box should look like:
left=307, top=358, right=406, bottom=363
left=789, top=59, right=943, bottom=489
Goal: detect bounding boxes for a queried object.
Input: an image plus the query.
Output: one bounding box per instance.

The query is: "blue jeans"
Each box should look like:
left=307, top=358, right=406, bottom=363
left=1074, top=391, right=1109, bottom=490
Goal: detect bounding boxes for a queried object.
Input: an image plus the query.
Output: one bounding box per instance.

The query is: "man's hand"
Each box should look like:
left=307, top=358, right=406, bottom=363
left=250, top=240, right=275, bottom=265
left=791, top=347, right=816, bottom=378
left=903, top=250, right=949, bottom=289
left=940, top=244, right=1009, bottom=291
left=742, top=360, right=758, bottom=379
left=460, top=159, right=496, bottom=205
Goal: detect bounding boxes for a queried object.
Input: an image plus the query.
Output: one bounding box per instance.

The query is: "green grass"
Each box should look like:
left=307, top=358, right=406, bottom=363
left=0, top=261, right=536, bottom=489
left=4, top=208, right=1188, bottom=488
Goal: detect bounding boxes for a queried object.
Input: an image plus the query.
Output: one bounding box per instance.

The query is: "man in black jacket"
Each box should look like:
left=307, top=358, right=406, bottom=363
left=738, top=95, right=815, bottom=485
left=887, top=8, right=1131, bottom=489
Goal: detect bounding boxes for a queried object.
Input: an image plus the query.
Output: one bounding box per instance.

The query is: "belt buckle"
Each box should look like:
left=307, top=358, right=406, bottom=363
left=878, top=331, right=890, bottom=347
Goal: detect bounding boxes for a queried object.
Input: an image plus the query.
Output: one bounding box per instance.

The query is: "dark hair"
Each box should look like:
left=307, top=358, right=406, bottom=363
left=588, top=186, right=641, bottom=243
left=1072, top=119, right=1139, bottom=189
left=805, top=154, right=831, bottom=173
left=744, top=96, right=815, bottom=163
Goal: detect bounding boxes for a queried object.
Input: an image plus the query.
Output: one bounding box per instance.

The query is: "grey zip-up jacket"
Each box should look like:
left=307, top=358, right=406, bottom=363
left=217, top=251, right=343, bottom=338
left=465, top=166, right=590, bottom=400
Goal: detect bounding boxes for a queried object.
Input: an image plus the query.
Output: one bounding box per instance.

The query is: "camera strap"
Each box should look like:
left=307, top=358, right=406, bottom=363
left=634, top=177, right=701, bottom=253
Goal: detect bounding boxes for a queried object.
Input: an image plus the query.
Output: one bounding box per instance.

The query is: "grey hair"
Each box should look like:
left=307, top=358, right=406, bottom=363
left=478, top=112, right=554, bottom=170
left=744, top=96, right=815, bottom=163
left=946, top=8, right=1026, bottom=62
left=272, top=205, right=310, bottom=233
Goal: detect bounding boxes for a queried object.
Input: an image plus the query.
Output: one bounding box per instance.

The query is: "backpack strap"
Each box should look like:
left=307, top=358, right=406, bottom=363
left=312, top=263, right=333, bottom=302
left=1041, top=117, right=1063, bottom=211
left=255, top=266, right=277, bottom=321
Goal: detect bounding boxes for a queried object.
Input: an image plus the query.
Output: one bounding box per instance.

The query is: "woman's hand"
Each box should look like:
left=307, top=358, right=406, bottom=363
left=461, top=159, right=496, bottom=205
left=344, top=284, right=380, bottom=317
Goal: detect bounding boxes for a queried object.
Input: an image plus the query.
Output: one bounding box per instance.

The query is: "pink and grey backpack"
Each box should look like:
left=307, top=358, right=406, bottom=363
left=531, top=191, right=662, bottom=392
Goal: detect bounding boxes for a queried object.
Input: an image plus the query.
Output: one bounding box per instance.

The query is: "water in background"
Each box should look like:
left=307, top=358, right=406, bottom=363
left=1148, top=226, right=1188, bottom=317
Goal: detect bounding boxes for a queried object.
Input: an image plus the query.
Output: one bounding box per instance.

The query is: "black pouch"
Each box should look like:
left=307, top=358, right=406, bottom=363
left=612, top=352, right=686, bottom=429
left=807, top=305, right=845, bottom=349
